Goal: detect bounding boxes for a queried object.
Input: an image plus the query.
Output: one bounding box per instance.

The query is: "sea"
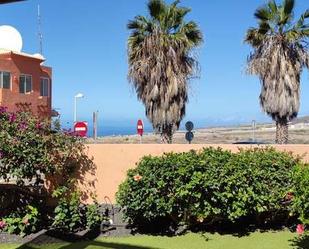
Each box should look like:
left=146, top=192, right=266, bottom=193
left=59, top=117, right=269, bottom=137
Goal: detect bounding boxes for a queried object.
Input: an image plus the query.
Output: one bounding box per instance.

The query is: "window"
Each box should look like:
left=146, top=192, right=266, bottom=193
left=40, top=78, right=49, bottom=97
left=0, top=71, right=11, bottom=89
left=19, top=75, right=32, bottom=94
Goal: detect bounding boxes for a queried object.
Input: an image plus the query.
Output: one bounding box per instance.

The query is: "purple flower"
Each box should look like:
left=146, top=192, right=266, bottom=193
left=36, top=122, right=42, bottom=129
left=19, top=122, right=28, bottom=130
left=0, top=220, right=6, bottom=229
left=0, top=106, right=7, bottom=113
left=9, top=113, right=16, bottom=123
left=0, top=151, right=3, bottom=159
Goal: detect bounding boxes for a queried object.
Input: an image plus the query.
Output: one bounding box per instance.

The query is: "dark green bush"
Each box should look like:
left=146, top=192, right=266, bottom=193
left=52, top=185, right=83, bottom=233
left=117, top=147, right=300, bottom=229
left=86, top=201, right=105, bottom=230
left=0, top=205, right=40, bottom=237
left=52, top=184, right=104, bottom=233
left=292, top=164, right=309, bottom=226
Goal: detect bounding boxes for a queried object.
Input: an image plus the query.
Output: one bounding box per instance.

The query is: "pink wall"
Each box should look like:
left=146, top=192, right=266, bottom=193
left=81, top=144, right=309, bottom=203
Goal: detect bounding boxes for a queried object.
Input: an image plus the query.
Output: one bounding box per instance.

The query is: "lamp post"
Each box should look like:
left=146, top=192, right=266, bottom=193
left=252, top=120, right=256, bottom=142
left=74, top=93, right=84, bottom=123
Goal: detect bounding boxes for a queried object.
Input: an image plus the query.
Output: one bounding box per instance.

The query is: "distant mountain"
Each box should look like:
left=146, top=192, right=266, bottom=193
left=292, top=116, right=309, bottom=124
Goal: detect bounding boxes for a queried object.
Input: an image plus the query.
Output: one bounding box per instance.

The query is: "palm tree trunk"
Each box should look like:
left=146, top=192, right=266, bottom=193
left=276, top=119, right=288, bottom=144
left=161, top=125, right=173, bottom=144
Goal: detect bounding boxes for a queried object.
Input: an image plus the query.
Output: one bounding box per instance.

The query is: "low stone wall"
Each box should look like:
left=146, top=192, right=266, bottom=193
left=80, top=144, right=309, bottom=204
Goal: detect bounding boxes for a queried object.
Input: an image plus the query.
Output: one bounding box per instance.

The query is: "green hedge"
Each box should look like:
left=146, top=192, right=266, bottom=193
left=292, top=164, right=309, bottom=226
left=117, top=147, right=306, bottom=229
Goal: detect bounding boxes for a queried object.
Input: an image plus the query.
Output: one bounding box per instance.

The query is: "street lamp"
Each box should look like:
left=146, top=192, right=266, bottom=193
left=74, top=93, right=84, bottom=123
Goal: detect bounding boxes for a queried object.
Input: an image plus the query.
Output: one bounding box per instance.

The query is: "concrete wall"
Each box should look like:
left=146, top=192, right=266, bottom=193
left=81, top=144, right=309, bottom=204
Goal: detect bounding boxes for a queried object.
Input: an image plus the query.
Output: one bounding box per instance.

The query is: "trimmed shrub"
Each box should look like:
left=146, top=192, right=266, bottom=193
left=292, top=164, right=309, bottom=226
left=117, top=147, right=301, bottom=229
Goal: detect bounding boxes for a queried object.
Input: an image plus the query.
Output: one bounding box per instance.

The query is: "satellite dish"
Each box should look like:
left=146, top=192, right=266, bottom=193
left=33, top=53, right=45, bottom=59
left=0, top=25, right=23, bottom=52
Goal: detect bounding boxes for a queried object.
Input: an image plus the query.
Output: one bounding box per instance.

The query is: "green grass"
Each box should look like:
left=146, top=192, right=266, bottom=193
left=1, top=231, right=308, bottom=249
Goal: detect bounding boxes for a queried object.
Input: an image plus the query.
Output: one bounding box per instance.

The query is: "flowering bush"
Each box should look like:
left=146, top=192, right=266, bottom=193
left=0, top=109, right=97, bottom=236
left=0, top=109, right=89, bottom=187
left=117, top=147, right=301, bottom=230
left=0, top=205, right=40, bottom=237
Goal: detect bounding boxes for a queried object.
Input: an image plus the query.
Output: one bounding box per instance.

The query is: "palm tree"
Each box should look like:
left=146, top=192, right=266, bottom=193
left=127, top=0, right=203, bottom=143
left=245, top=0, right=309, bottom=144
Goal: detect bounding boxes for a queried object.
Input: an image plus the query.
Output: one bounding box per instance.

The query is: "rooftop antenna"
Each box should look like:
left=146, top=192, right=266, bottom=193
left=37, top=4, right=43, bottom=55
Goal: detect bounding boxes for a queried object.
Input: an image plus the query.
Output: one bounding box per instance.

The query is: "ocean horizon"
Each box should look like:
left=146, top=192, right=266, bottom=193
left=60, top=116, right=274, bottom=137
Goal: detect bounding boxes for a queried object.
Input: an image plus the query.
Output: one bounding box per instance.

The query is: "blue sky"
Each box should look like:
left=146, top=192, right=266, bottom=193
left=1, top=0, right=309, bottom=131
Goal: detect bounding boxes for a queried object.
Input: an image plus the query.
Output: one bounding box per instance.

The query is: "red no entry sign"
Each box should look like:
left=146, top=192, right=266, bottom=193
left=137, top=119, right=144, bottom=136
left=74, top=121, right=88, bottom=137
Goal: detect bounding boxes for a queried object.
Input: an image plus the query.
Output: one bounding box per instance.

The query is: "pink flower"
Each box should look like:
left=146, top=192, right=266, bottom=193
left=133, top=174, right=142, bottom=182
left=0, top=220, right=6, bottom=229
left=297, top=224, right=305, bottom=235
left=0, top=106, right=7, bottom=113
left=22, top=218, right=29, bottom=225
left=197, top=217, right=204, bottom=223
left=8, top=113, right=16, bottom=123
left=285, top=192, right=294, bottom=201
left=19, top=122, right=28, bottom=130
left=36, top=122, right=42, bottom=129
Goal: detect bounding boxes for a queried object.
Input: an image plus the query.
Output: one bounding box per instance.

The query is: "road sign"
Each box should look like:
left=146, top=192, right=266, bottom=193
left=185, top=121, right=194, bottom=144
left=185, top=121, right=194, bottom=131
left=185, top=131, right=194, bottom=144
left=74, top=121, right=88, bottom=137
left=137, top=119, right=144, bottom=136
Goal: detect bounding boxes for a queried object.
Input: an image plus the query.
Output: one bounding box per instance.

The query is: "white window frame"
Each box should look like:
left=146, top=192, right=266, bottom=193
left=19, top=74, right=32, bottom=94
left=0, top=71, right=11, bottom=90
left=40, top=77, right=49, bottom=97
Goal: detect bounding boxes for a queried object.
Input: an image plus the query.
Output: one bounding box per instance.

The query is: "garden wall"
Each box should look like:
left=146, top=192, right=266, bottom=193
left=81, top=144, right=309, bottom=204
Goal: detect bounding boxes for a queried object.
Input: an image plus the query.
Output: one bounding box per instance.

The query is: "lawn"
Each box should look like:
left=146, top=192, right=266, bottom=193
left=1, top=231, right=308, bottom=249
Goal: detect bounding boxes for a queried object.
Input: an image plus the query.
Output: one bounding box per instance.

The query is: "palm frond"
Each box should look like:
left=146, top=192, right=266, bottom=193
left=255, top=6, right=272, bottom=21
left=283, top=0, right=294, bottom=17
left=247, top=37, right=302, bottom=122
left=268, top=0, right=278, bottom=14
left=180, top=21, right=203, bottom=47
left=286, top=28, right=309, bottom=41
left=127, top=16, right=148, bottom=30
left=279, top=0, right=294, bottom=25
left=148, top=0, right=166, bottom=22
left=245, top=27, right=268, bottom=47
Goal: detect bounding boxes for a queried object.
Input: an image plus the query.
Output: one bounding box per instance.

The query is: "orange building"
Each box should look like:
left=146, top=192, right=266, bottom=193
left=0, top=49, right=52, bottom=117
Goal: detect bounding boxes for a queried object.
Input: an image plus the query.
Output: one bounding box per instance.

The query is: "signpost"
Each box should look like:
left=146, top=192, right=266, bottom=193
left=137, top=119, right=144, bottom=143
left=74, top=121, right=88, bottom=137
left=93, top=111, right=99, bottom=140
left=252, top=120, right=256, bottom=142
left=185, top=121, right=194, bottom=144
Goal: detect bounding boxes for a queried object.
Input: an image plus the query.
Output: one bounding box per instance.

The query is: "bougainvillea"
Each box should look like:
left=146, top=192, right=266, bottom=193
left=0, top=109, right=91, bottom=187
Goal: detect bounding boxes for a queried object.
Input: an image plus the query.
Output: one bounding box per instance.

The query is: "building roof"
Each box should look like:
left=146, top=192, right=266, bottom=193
left=0, top=0, right=25, bottom=4
left=0, top=49, right=45, bottom=62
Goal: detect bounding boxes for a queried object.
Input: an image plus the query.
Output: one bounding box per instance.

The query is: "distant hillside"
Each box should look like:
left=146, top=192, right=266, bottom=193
left=292, top=116, right=309, bottom=124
